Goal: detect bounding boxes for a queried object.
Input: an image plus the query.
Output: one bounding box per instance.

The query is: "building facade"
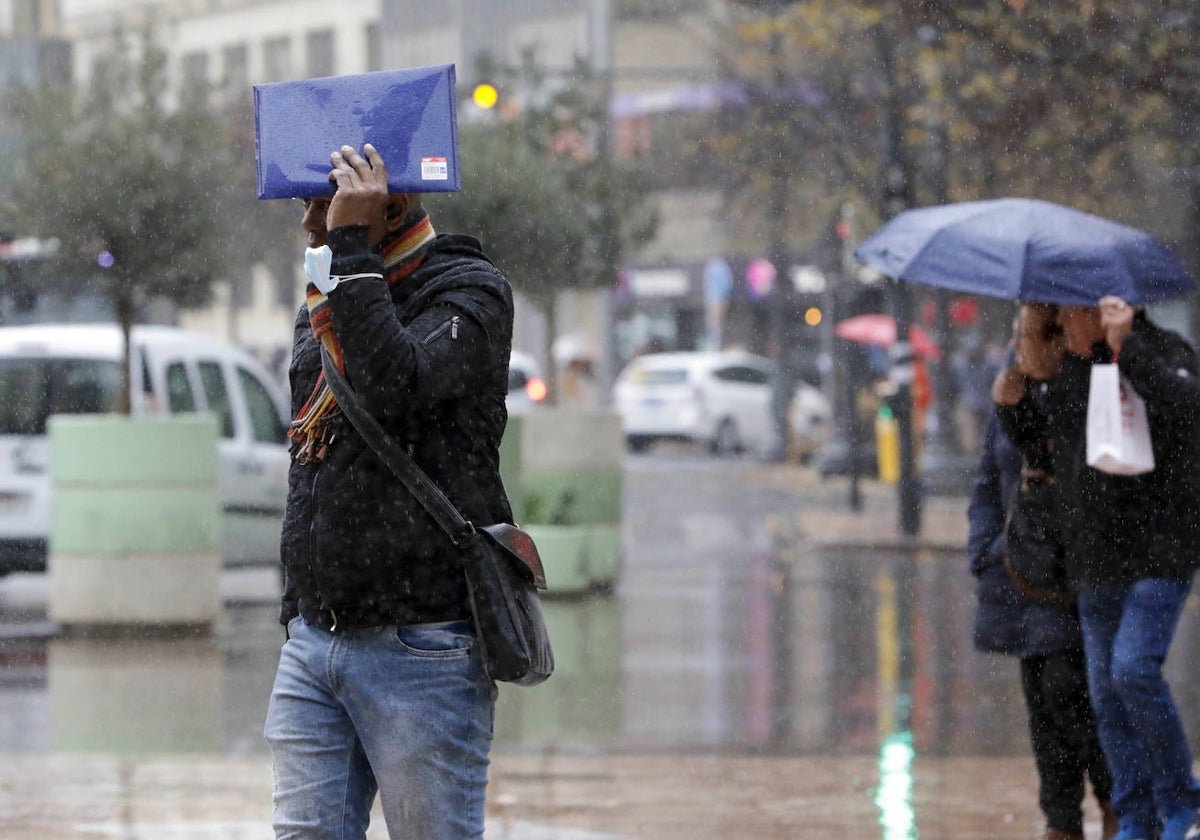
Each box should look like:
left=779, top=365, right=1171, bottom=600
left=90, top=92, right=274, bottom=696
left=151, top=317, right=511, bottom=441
left=14, top=0, right=768, bottom=389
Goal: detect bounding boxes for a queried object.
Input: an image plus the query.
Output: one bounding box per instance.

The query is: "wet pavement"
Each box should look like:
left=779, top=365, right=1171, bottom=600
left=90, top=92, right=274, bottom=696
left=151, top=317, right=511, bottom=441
left=1, top=455, right=1199, bottom=837
left=0, top=751, right=1078, bottom=839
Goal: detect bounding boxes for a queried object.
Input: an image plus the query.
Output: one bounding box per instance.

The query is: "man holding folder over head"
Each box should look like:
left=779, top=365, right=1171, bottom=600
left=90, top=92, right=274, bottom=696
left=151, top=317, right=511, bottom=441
left=258, top=68, right=516, bottom=839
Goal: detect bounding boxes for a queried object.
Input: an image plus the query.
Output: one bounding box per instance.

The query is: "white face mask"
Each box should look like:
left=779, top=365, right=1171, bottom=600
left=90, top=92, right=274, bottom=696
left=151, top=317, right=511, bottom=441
left=304, top=245, right=334, bottom=294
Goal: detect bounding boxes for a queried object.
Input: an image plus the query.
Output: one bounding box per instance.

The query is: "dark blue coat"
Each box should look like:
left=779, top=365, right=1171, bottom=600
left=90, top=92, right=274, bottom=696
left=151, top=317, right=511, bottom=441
left=968, top=408, right=1081, bottom=657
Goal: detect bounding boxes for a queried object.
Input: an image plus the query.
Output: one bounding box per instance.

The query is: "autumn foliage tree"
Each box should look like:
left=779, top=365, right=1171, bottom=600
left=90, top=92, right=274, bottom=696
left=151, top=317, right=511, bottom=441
left=714, top=1, right=1198, bottom=264
left=707, top=0, right=1200, bottom=359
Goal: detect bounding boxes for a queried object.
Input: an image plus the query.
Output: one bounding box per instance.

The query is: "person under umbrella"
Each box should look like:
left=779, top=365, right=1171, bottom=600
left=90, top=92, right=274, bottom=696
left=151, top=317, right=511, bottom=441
left=858, top=198, right=1200, bottom=840
left=970, top=303, right=1116, bottom=840
left=836, top=313, right=938, bottom=452
left=994, top=297, right=1200, bottom=840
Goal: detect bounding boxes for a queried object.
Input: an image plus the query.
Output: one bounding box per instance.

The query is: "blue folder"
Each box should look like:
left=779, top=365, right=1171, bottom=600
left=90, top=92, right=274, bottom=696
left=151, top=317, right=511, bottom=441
left=254, top=64, right=460, bottom=199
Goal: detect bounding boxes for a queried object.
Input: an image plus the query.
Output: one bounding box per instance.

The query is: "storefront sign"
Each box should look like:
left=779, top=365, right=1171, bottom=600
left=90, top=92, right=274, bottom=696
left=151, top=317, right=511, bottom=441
left=625, top=268, right=691, bottom=298
left=745, top=258, right=776, bottom=300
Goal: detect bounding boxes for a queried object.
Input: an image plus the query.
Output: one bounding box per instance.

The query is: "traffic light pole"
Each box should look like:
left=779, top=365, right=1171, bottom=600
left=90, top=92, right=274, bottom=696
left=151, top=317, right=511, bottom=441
left=837, top=203, right=863, bottom=511
left=887, top=280, right=921, bottom=536
left=876, top=24, right=921, bottom=537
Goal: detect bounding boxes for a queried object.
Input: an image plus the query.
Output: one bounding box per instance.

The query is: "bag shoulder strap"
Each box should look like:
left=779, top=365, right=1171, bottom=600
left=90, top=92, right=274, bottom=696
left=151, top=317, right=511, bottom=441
left=318, top=346, right=471, bottom=543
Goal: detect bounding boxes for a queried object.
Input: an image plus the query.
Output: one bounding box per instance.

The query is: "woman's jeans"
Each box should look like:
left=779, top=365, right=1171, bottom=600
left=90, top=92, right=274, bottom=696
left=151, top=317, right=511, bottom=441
left=264, top=616, right=496, bottom=840
left=1078, top=577, right=1200, bottom=831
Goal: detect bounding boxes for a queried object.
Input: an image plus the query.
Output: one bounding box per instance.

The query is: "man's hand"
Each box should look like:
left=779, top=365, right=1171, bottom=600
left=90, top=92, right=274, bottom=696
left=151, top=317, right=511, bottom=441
left=326, top=143, right=389, bottom=232
left=1099, top=295, right=1133, bottom=356
left=991, top=365, right=1027, bottom=406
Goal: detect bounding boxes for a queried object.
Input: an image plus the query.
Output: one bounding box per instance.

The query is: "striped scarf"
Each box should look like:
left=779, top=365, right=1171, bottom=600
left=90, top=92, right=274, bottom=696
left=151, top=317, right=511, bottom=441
left=288, top=209, right=437, bottom=463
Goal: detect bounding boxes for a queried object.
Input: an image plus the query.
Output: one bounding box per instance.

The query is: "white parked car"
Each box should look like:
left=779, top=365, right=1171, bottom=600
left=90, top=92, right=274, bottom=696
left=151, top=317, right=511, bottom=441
left=613, top=350, right=781, bottom=456
left=0, top=323, right=291, bottom=575
left=789, top=381, right=833, bottom=462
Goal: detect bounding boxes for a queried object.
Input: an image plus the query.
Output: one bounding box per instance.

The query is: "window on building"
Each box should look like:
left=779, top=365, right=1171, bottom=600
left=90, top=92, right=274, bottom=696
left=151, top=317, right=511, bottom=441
left=365, top=23, right=382, bottom=72
left=180, top=51, right=210, bottom=102
left=263, top=36, right=292, bottom=83
left=272, top=253, right=298, bottom=308
left=306, top=29, right=335, bottom=78
left=223, top=43, right=249, bottom=106
left=616, top=0, right=707, bottom=20
left=40, top=39, right=72, bottom=86
left=12, top=0, right=45, bottom=36
left=615, top=110, right=718, bottom=191
left=89, top=53, right=116, bottom=88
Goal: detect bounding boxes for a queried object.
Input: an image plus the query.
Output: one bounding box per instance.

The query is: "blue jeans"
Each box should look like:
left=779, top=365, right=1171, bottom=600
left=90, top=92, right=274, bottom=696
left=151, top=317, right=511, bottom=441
left=1078, top=577, right=1200, bottom=832
left=264, top=616, right=496, bottom=839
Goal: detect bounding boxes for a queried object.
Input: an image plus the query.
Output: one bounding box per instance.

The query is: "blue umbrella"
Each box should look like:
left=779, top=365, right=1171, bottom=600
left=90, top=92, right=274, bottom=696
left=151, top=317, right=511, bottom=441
left=854, top=198, right=1195, bottom=306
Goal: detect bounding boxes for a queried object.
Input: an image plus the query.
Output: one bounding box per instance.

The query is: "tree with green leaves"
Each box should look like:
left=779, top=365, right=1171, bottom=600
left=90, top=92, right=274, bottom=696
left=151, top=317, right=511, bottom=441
left=429, top=54, right=656, bottom=402
left=430, top=127, right=586, bottom=399
left=3, top=30, right=240, bottom=412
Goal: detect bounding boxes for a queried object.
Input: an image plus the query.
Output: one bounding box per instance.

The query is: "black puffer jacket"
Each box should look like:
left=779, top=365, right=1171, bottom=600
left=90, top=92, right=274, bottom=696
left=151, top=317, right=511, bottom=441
left=1000, top=315, right=1200, bottom=586
left=279, top=226, right=515, bottom=627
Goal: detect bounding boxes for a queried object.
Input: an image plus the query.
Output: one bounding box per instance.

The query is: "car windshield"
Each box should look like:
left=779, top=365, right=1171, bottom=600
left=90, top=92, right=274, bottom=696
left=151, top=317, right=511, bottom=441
left=0, top=357, right=121, bottom=435
left=627, top=368, right=688, bottom=385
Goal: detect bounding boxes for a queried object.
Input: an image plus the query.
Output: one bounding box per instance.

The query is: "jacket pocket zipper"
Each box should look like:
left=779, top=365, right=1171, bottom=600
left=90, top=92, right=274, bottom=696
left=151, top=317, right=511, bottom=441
left=423, top=315, right=460, bottom=344
left=306, top=460, right=330, bottom=613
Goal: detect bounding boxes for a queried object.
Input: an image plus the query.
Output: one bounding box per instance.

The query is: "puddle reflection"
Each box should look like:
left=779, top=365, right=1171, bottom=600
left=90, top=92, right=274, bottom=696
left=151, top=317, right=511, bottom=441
left=497, top=536, right=1200, bottom=759
left=493, top=542, right=1033, bottom=757
left=48, top=637, right=223, bottom=751
left=3, top=512, right=1200, bottom=760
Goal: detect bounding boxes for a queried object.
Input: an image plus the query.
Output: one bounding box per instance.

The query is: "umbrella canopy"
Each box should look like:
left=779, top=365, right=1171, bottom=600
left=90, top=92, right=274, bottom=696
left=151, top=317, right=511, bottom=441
left=854, top=198, right=1195, bottom=306
left=835, top=314, right=942, bottom=360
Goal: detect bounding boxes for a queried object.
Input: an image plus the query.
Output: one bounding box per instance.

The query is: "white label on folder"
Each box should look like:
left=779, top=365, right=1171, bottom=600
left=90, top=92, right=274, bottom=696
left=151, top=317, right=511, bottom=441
left=421, top=156, right=449, bottom=180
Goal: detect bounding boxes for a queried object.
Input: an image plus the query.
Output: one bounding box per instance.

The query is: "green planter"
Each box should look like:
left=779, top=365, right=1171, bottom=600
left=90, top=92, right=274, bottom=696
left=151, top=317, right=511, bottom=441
left=47, top=414, right=221, bottom=631
left=524, top=523, right=622, bottom=595
left=516, top=468, right=622, bottom=525
left=501, top=409, right=624, bottom=595
left=523, top=524, right=592, bottom=594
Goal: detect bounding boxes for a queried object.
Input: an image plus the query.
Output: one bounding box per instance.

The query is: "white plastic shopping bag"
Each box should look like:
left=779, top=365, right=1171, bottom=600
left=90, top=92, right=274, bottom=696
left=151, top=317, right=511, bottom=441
left=1086, top=363, right=1155, bottom=475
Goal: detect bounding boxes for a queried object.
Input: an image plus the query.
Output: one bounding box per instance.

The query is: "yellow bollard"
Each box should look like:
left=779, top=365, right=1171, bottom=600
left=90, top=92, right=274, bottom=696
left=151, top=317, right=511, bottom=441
left=875, top=404, right=900, bottom=485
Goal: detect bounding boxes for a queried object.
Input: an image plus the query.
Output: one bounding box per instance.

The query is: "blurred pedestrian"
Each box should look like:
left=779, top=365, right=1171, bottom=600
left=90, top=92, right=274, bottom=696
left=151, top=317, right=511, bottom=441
left=996, top=296, right=1200, bottom=840
left=971, top=303, right=1115, bottom=840
left=956, top=336, right=1002, bottom=453
left=263, top=143, right=515, bottom=839
left=911, top=355, right=934, bottom=455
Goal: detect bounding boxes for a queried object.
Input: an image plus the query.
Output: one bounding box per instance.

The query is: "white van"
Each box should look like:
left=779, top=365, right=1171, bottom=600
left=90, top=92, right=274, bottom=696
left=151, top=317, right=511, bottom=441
left=0, top=323, right=291, bottom=575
